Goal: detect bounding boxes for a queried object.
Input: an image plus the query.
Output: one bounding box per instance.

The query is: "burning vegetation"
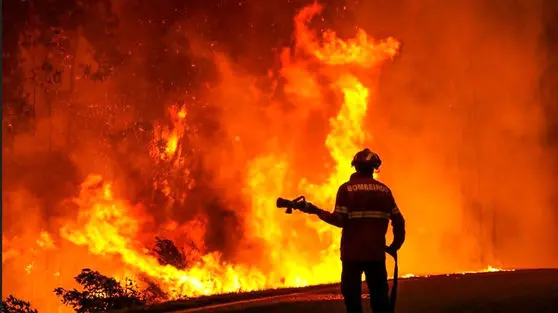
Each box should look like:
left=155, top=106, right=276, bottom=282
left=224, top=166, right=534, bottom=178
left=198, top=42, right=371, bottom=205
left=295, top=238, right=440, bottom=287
left=3, top=0, right=557, bottom=312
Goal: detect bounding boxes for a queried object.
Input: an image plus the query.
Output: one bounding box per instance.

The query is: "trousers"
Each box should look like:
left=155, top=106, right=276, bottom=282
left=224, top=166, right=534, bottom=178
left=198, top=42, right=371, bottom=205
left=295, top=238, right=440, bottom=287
left=341, top=260, right=391, bottom=313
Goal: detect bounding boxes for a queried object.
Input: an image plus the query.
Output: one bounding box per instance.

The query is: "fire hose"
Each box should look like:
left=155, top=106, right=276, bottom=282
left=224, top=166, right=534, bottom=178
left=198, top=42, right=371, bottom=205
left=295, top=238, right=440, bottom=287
left=389, top=251, right=398, bottom=313
left=276, top=196, right=399, bottom=312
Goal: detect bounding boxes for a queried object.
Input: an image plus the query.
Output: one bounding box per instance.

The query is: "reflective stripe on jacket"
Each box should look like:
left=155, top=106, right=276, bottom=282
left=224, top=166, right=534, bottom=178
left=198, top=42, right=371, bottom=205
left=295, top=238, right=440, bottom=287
left=318, top=172, right=406, bottom=261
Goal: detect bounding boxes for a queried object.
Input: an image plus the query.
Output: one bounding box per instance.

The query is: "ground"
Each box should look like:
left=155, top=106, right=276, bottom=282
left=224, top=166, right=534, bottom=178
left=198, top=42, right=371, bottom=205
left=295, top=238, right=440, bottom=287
left=118, top=269, right=558, bottom=313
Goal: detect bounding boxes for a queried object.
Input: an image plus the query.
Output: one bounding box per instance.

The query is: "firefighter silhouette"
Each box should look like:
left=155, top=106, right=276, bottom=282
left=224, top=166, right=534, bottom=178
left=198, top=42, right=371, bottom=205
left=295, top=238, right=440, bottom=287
left=299, top=149, right=406, bottom=313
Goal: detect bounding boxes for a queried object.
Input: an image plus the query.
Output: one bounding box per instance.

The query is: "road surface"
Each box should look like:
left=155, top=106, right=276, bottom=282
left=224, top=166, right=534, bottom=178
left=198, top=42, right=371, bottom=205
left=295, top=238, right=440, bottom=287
left=122, top=269, right=558, bottom=313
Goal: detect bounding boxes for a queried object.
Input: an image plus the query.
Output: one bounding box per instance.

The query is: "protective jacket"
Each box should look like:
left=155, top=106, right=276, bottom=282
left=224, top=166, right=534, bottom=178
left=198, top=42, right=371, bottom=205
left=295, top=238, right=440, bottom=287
left=318, top=172, right=406, bottom=261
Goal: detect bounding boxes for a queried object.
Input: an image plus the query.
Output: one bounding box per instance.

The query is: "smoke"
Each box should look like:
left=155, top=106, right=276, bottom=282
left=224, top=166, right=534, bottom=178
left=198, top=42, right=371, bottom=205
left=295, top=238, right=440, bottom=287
left=541, top=0, right=558, bottom=260
left=350, top=0, right=557, bottom=270
left=3, top=0, right=557, bottom=312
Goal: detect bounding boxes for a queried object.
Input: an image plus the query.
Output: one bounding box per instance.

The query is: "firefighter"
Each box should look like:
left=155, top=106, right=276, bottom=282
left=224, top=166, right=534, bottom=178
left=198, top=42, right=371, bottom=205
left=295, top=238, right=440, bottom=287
left=300, top=148, right=406, bottom=313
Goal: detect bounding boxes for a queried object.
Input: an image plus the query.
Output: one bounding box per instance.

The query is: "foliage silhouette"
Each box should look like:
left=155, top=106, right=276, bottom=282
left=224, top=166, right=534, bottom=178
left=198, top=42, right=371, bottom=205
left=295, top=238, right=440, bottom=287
left=152, top=237, right=187, bottom=270
left=53, top=238, right=191, bottom=313
left=54, top=268, right=146, bottom=313
left=1, top=296, right=39, bottom=313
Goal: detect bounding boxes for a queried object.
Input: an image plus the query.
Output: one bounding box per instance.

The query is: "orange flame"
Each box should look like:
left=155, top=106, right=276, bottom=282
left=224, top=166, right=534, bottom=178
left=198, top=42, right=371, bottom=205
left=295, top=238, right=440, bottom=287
left=36, top=231, right=56, bottom=250
left=57, top=3, right=403, bottom=298
left=243, top=3, right=400, bottom=286
left=3, top=3, right=538, bottom=312
left=294, top=3, right=400, bottom=67
left=61, top=175, right=271, bottom=297
left=151, top=104, right=189, bottom=162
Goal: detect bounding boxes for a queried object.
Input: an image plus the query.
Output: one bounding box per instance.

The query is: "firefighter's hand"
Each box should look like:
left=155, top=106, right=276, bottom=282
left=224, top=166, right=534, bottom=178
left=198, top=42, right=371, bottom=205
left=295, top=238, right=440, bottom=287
left=385, top=245, right=398, bottom=257
left=299, top=202, right=320, bottom=215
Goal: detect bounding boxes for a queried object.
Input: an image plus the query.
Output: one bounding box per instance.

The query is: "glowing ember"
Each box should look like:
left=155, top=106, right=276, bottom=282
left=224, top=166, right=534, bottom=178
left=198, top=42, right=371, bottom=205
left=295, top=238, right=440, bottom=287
left=25, top=262, right=35, bottom=275
left=401, top=274, right=416, bottom=279
left=36, top=231, right=56, bottom=250
left=151, top=104, right=189, bottom=162
left=462, top=265, right=514, bottom=274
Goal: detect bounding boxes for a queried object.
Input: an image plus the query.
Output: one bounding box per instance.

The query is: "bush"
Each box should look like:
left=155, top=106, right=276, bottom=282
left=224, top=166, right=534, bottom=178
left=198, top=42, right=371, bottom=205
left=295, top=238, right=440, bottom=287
left=54, top=268, right=147, bottom=313
left=54, top=237, right=188, bottom=312
left=1, top=295, right=38, bottom=313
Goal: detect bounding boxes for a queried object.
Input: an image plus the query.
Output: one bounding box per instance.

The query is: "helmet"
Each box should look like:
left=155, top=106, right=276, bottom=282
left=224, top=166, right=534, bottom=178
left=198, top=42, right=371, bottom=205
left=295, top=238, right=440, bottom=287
left=351, top=148, right=382, bottom=169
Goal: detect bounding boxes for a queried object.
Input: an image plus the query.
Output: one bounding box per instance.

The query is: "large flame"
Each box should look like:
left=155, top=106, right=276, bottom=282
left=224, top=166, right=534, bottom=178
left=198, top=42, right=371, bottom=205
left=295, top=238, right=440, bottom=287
left=60, top=175, right=267, bottom=297
left=55, top=2, right=401, bottom=297
left=5, top=3, right=542, bottom=312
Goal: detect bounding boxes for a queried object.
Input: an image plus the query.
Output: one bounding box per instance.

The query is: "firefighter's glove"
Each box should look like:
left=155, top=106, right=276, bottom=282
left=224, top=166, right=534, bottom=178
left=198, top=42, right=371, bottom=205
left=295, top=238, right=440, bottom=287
left=385, top=245, right=398, bottom=257
left=299, top=202, right=321, bottom=215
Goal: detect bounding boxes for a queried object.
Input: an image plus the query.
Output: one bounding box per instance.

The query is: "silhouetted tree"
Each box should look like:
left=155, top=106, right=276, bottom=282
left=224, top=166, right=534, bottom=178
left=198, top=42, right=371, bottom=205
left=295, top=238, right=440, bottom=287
left=54, top=268, right=146, bottom=313
left=1, top=296, right=39, bottom=313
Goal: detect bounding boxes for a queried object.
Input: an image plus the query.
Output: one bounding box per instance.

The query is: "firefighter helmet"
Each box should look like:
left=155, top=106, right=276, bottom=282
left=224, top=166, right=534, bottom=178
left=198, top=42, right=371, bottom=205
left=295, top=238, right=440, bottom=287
left=351, top=148, right=382, bottom=169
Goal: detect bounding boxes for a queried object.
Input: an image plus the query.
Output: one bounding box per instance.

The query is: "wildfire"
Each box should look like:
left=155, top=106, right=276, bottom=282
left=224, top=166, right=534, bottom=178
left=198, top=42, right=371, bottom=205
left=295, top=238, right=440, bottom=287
left=463, top=265, right=514, bottom=274
left=151, top=104, right=189, bottom=162
left=2, top=231, right=56, bottom=265
left=2, top=235, right=19, bottom=264
left=149, top=103, right=195, bottom=205
left=294, top=3, right=400, bottom=67
left=36, top=231, right=56, bottom=250
left=292, top=3, right=398, bottom=203
left=56, top=1, right=402, bottom=298
left=3, top=3, right=517, bottom=312
left=245, top=3, right=399, bottom=285
left=395, top=266, right=511, bottom=280
left=49, top=2, right=403, bottom=299
left=60, top=175, right=269, bottom=297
